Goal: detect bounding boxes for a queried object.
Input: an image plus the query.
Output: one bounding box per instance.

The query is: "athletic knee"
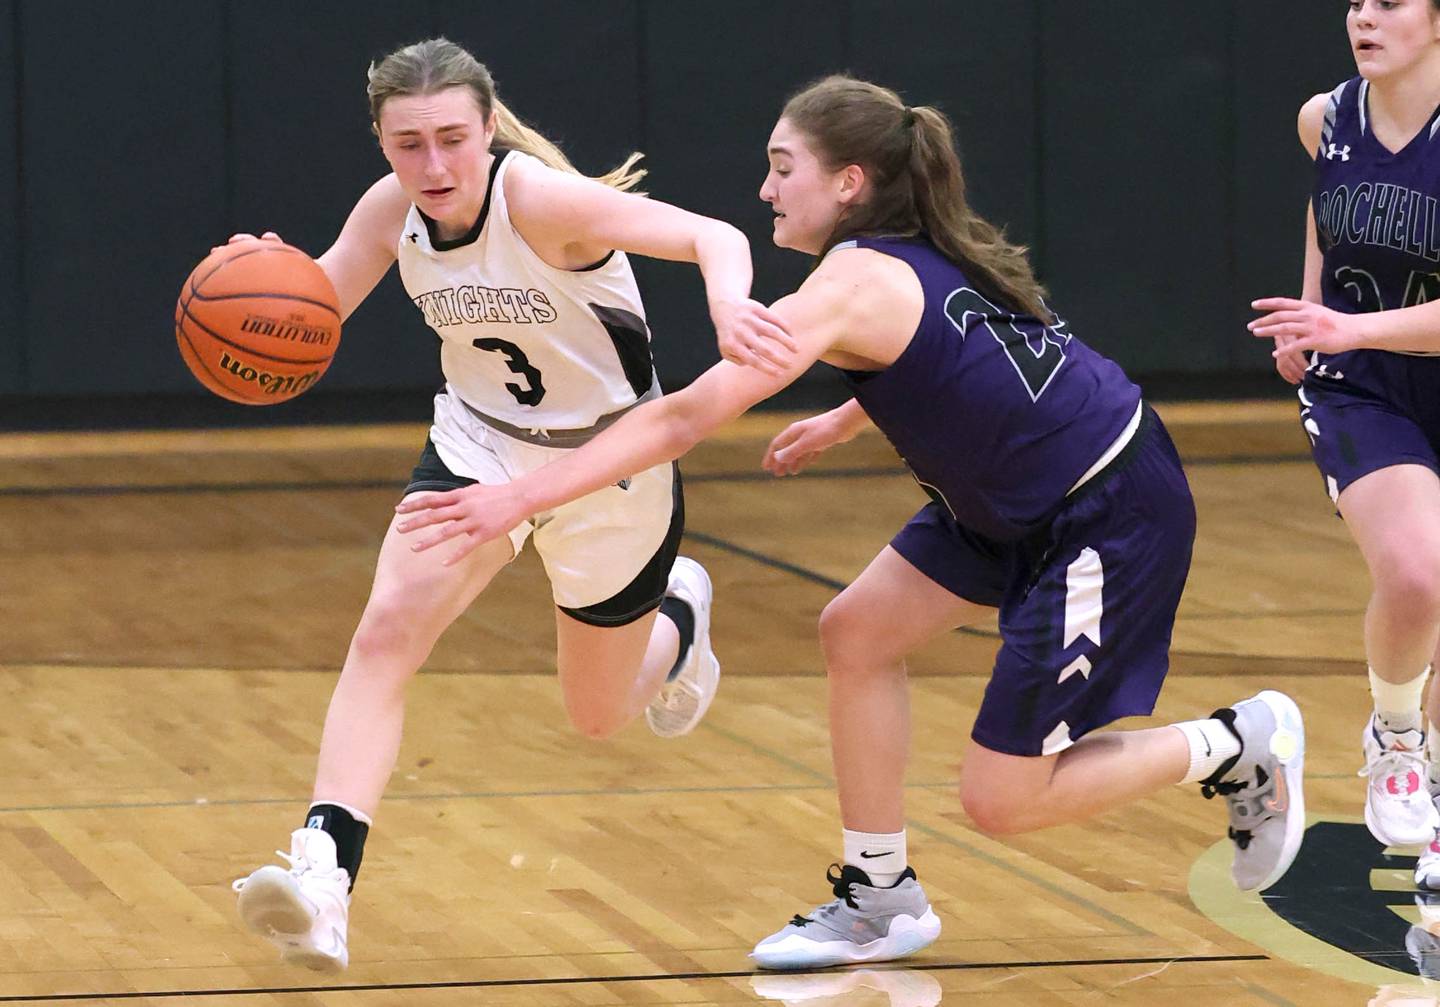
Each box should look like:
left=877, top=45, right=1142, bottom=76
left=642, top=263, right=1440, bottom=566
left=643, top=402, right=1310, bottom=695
left=819, top=595, right=896, bottom=672
left=562, top=697, right=630, bottom=740
left=1374, top=559, right=1440, bottom=622
left=959, top=781, right=1033, bottom=837
left=349, top=591, right=438, bottom=666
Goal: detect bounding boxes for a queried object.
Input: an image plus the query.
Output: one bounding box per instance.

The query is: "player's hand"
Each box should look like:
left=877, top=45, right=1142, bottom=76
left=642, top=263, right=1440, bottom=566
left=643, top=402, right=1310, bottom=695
left=393, top=484, right=528, bottom=566
left=213, top=231, right=283, bottom=254
left=762, top=411, right=855, bottom=477
left=1250, top=297, right=1366, bottom=357
left=1272, top=332, right=1309, bottom=385
left=710, top=297, right=798, bottom=376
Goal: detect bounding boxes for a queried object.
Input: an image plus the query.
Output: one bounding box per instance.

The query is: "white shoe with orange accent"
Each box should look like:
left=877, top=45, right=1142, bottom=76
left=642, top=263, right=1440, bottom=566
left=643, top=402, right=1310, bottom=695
left=1198, top=690, right=1306, bottom=891
left=1362, top=716, right=1438, bottom=848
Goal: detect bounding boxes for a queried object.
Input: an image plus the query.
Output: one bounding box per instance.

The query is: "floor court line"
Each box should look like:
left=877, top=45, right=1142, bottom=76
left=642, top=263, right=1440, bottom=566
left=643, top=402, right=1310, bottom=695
left=0, top=954, right=1270, bottom=1002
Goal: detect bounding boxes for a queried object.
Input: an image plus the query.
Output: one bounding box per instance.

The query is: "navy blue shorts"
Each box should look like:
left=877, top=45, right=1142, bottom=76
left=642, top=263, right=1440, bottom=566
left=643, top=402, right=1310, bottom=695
left=1300, top=350, right=1440, bottom=503
left=891, top=408, right=1196, bottom=757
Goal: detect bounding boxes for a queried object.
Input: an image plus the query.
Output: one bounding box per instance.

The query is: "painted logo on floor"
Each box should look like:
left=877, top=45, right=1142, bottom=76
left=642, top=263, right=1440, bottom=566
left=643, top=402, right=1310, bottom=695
left=1191, top=818, right=1440, bottom=990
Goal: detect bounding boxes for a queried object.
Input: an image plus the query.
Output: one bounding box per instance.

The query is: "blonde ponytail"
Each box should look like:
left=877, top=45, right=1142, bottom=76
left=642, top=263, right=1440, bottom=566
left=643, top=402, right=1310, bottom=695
left=490, top=97, right=646, bottom=192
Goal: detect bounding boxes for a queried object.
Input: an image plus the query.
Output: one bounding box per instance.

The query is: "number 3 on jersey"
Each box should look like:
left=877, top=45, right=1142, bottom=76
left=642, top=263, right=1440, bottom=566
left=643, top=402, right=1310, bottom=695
left=943, top=287, right=1069, bottom=401
left=472, top=337, right=546, bottom=406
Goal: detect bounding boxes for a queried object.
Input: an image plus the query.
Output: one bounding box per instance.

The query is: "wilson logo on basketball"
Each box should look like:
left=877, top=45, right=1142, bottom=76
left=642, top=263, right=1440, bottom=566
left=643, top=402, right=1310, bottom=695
left=219, top=351, right=322, bottom=397
left=239, top=314, right=334, bottom=346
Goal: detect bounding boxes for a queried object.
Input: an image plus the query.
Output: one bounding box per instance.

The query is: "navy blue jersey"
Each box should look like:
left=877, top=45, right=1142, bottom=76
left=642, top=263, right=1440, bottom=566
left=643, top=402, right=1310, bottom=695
left=1313, top=77, right=1440, bottom=318
left=837, top=236, right=1142, bottom=543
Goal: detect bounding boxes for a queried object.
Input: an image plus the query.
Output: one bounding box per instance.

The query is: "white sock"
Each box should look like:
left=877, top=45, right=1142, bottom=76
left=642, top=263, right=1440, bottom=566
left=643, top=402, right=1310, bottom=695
left=843, top=828, right=906, bottom=887
left=1173, top=718, right=1242, bottom=785
left=1371, top=666, right=1429, bottom=733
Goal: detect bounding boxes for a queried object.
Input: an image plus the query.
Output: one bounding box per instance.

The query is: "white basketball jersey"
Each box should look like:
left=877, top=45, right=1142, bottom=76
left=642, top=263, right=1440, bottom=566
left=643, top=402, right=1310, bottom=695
left=397, top=150, right=656, bottom=430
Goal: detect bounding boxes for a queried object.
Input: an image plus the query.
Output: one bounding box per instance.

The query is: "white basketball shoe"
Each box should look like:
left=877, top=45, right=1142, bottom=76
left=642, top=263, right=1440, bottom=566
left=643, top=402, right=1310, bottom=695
left=233, top=828, right=351, bottom=971
left=1361, top=715, right=1438, bottom=847
left=646, top=557, right=720, bottom=738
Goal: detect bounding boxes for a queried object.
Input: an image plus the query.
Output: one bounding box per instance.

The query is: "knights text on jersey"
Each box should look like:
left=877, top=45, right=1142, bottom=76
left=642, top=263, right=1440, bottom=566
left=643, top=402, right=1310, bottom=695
left=398, top=150, right=659, bottom=429
left=1313, top=77, right=1440, bottom=327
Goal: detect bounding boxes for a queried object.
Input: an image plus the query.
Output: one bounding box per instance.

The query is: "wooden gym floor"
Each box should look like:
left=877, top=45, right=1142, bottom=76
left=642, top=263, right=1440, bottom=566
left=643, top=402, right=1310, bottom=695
left=0, top=400, right=1425, bottom=1005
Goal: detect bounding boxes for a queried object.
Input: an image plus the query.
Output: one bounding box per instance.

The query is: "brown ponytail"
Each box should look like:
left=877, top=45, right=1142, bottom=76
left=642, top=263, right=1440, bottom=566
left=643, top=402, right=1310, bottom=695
left=781, top=75, right=1049, bottom=321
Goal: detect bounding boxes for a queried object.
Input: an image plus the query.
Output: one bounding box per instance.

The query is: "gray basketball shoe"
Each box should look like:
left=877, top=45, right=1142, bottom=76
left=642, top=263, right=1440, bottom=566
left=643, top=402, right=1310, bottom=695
left=751, top=865, right=941, bottom=970
left=646, top=557, right=720, bottom=738
left=1198, top=690, right=1306, bottom=891
left=233, top=828, right=351, bottom=971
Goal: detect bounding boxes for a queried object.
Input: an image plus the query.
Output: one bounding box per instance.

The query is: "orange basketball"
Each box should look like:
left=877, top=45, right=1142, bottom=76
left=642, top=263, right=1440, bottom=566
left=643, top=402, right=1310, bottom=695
left=174, top=241, right=341, bottom=405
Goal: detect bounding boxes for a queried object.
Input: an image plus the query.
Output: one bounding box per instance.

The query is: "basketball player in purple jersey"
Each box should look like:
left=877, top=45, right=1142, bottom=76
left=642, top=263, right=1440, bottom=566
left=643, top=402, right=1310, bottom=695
left=399, top=75, right=1309, bottom=967
left=1251, top=0, right=1440, bottom=883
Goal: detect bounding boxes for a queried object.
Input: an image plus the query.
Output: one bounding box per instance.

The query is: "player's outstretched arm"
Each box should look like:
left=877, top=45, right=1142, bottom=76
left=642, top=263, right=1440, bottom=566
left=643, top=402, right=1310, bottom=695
left=394, top=259, right=866, bottom=565
left=506, top=158, right=797, bottom=375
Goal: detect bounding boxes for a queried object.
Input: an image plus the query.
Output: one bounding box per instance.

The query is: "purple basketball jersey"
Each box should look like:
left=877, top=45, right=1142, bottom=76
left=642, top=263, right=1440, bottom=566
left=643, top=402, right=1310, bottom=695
left=836, top=236, right=1141, bottom=542
left=1313, top=76, right=1440, bottom=315
left=1299, top=80, right=1440, bottom=504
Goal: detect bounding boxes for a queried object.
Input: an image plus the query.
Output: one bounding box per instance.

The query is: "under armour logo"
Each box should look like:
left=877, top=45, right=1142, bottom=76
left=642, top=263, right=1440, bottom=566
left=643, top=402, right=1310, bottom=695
left=306, top=815, right=325, bottom=830
left=1312, top=363, right=1346, bottom=381
left=1325, top=143, right=1351, bottom=161
left=616, top=477, right=632, bottom=491
left=406, top=231, right=419, bottom=243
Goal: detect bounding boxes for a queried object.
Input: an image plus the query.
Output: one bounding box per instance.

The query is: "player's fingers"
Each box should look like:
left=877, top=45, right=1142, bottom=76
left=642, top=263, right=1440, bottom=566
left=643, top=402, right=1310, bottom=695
left=1247, top=310, right=1307, bottom=330
left=752, top=316, right=799, bottom=351
left=1252, top=297, right=1303, bottom=312
left=395, top=491, right=448, bottom=514
left=443, top=536, right=480, bottom=567
left=767, top=426, right=805, bottom=453
left=745, top=343, right=787, bottom=376
left=1250, top=321, right=1299, bottom=339
left=412, top=520, right=467, bottom=552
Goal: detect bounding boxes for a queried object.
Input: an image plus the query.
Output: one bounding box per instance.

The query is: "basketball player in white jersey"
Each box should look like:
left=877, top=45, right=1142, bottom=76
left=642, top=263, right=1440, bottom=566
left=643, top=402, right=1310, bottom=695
left=228, top=37, right=794, bottom=971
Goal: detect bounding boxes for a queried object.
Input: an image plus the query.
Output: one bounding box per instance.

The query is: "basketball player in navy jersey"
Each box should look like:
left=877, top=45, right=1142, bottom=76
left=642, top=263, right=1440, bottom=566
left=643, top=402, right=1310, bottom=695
left=226, top=38, right=795, bottom=971
left=1251, top=0, right=1440, bottom=883
left=399, top=74, right=1309, bottom=968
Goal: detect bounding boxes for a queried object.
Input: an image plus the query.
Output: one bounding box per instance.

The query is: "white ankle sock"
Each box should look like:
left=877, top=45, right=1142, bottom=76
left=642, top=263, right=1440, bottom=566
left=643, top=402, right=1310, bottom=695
left=843, top=828, right=906, bottom=887
left=1173, top=718, right=1242, bottom=785
left=1429, top=723, right=1440, bottom=786
left=1371, top=666, right=1429, bottom=733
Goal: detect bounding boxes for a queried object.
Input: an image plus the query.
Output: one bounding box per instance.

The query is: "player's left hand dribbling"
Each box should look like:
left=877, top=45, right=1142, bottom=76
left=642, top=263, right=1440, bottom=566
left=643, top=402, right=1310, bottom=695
left=711, top=297, right=798, bottom=376
left=394, top=485, right=521, bottom=566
